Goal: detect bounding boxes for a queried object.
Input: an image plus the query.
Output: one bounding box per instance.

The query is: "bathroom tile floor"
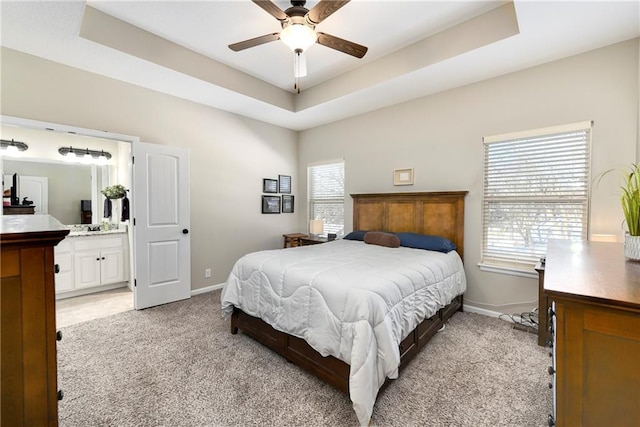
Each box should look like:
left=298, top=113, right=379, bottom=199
left=56, top=287, right=133, bottom=328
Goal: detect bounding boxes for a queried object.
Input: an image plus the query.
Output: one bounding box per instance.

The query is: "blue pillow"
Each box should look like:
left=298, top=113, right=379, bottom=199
left=396, top=232, right=457, bottom=253
left=343, top=230, right=368, bottom=241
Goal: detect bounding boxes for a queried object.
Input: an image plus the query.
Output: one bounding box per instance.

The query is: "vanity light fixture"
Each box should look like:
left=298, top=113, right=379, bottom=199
left=58, top=146, right=112, bottom=163
left=81, top=148, right=93, bottom=164
left=0, top=139, right=29, bottom=155
left=97, top=150, right=109, bottom=165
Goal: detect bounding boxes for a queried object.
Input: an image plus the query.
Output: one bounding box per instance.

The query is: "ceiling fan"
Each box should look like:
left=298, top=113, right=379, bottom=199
left=229, top=0, right=368, bottom=93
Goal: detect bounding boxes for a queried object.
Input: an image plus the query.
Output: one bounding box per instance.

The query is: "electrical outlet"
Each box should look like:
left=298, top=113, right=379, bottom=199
left=205, top=268, right=211, bottom=278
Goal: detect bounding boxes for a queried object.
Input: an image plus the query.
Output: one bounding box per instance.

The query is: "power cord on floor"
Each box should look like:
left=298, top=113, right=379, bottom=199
left=499, top=308, right=539, bottom=334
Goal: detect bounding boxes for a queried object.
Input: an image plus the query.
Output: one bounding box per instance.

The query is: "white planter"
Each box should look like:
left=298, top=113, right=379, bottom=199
left=624, top=233, right=640, bottom=261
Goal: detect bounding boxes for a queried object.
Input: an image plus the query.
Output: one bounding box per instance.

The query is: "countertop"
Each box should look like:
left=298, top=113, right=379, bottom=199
left=65, top=223, right=128, bottom=237
left=67, top=228, right=127, bottom=237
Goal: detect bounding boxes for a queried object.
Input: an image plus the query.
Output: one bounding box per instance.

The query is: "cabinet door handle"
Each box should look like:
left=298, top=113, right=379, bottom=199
left=54, top=264, right=60, bottom=274
left=182, top=229, right=189, bottom=234
left=548, top=366, right=556, bottom=375
left=101, top=257, right=105, bottom=260
left=96, top=258, right=100, bottom=261
left=56, top=330, right=62, bottom=341
left=57, top=390, right=64, bottom=401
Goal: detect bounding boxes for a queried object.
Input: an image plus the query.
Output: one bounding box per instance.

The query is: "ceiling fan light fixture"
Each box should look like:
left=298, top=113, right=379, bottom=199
left=280, top=23, right=317, bottom=52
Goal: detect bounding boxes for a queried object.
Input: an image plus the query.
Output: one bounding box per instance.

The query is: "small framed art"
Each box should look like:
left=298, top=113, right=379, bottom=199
left=393, top=168, right=414, bottom=186
left=263, top=178, right=278, bottom=193
left=262, top=195, right=281, bottom=214
left=279, top=175, right=291, bottom=194
left=282, top=195, right=294, bottom=213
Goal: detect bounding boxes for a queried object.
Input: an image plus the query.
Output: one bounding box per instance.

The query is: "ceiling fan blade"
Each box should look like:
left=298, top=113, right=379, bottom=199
left=252, top=0, right=288, bottom=22
left=294, top=51, right=307, bottom=78
left=229, top=33, right=280, bottom=52
left=306, top=0, right=350, bottom=25
left=316, top=32, right=368, bottom=59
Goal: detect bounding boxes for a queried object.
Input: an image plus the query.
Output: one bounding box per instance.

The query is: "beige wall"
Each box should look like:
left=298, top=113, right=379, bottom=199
left=1, top=47, right=299, bottom=289
left=298, top=39, right=640, bottom=314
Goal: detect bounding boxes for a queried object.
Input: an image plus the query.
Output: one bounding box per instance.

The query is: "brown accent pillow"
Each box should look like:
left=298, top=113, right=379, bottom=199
left=364, top=231, right=400, bottom=248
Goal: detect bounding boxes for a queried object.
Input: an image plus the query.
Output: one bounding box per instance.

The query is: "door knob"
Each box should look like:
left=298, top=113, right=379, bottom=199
left=182, top=229, right=189, bottom=234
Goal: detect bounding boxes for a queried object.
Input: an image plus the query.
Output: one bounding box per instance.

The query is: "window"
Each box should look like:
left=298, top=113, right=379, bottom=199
left=481, top=122, right=592, bottom=274
left=308, top=161, right=344, bottom=236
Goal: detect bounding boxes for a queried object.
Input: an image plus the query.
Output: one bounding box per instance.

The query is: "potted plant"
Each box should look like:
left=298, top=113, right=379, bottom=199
left=599, top=163, right=640, bottom=260
left=100, top=184, right=127, bottom=224
left=101, top=184, right=127, bottom=199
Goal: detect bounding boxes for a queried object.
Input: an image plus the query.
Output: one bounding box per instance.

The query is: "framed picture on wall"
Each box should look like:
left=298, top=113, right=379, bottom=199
left=262, top=195, right=281, bottom=214
left=263, top=178, right=278, bottom=193
left=282, top=195, right=294, bottom=213
left=278, top=175, right=291, bottom=194
left=393, top=168, right=414, bottom=186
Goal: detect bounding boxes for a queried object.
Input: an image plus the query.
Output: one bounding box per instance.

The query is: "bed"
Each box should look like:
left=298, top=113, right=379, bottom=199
left=221, top=191, right=467, bottom=425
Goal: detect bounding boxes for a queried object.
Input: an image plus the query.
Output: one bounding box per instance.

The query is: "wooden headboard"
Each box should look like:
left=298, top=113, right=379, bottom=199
left=351, top=191, right=468, bottom=260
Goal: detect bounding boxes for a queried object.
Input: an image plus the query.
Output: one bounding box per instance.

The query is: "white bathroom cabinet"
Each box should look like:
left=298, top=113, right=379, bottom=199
left=54, top=233, right=129, bottom=298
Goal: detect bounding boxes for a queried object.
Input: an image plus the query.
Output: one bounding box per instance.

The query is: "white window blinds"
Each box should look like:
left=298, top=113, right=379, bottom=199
left=308, top=161, right=345, bottom=236
left=481, top=122, right=591, bottom=270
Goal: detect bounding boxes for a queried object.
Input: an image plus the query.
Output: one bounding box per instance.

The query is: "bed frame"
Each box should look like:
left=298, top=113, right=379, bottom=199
left=230, top=191, right=468, bottom=394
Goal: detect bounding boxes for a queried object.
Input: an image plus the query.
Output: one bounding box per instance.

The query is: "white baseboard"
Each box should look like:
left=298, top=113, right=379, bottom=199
left=463, top=304, right=503, bottom=319
left=191, top=283, right=224, bottom=296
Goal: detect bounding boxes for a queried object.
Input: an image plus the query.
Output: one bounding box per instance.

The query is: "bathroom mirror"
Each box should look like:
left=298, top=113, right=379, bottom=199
left=2, top=158, right=110, bottom=225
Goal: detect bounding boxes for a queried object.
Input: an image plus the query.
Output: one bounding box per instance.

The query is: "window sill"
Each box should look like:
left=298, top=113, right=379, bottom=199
left=477, top=263, right=538, bottom=279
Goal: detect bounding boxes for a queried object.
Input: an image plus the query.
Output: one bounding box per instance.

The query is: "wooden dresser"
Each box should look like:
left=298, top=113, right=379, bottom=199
left=544, top=239, right=640, bottom=427
left=3, top=205, right=35, bottom=215
left=1, top=215, right=69, bottom=426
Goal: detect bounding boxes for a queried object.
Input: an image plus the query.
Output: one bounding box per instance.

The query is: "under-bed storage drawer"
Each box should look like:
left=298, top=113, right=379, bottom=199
left=441, top=295, right=462, bottom=321
left=286, top=336, right=350, bottom=393
left=399, top=331, right=417, bottom=362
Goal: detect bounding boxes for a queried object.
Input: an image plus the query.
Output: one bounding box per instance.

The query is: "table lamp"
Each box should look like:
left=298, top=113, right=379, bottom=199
left=310, top=219, right=324, bottom=237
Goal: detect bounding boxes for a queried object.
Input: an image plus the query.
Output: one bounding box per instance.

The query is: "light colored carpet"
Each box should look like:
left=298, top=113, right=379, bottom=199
left=57, top=290, right=553, bottom=426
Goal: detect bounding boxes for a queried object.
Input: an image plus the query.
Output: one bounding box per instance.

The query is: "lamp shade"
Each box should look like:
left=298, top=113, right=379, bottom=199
left=280, top=23, right=317, bottom=52
left=310, top=219, right=324, bottom=235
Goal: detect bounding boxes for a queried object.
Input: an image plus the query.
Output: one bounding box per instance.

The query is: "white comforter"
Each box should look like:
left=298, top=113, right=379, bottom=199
left=221, top=239, right=466, bottom=425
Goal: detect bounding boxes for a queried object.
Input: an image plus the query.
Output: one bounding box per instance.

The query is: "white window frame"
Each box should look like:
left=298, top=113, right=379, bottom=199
left=307, top=160, right=345, bottom=236
left=479, top=121, right=592, bottom=278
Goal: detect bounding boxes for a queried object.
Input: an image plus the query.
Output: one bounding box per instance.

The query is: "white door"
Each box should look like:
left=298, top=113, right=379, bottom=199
left=20, top=176, right=48, bottom=214
left=133, top=141, right=190, bottom=310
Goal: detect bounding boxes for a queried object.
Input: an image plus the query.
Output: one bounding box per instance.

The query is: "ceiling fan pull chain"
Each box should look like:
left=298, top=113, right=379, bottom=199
left=294, top=49, right=303, bottom=94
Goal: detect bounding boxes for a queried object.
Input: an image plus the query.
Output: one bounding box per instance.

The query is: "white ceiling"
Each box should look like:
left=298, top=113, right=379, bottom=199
left=1, top=1, right=639, bottom=131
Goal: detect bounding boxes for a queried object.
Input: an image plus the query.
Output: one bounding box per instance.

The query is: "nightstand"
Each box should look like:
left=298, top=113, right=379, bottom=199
left=283, top=233, right=308, bottom=248
left=300, top=236, right=328, bottom=246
